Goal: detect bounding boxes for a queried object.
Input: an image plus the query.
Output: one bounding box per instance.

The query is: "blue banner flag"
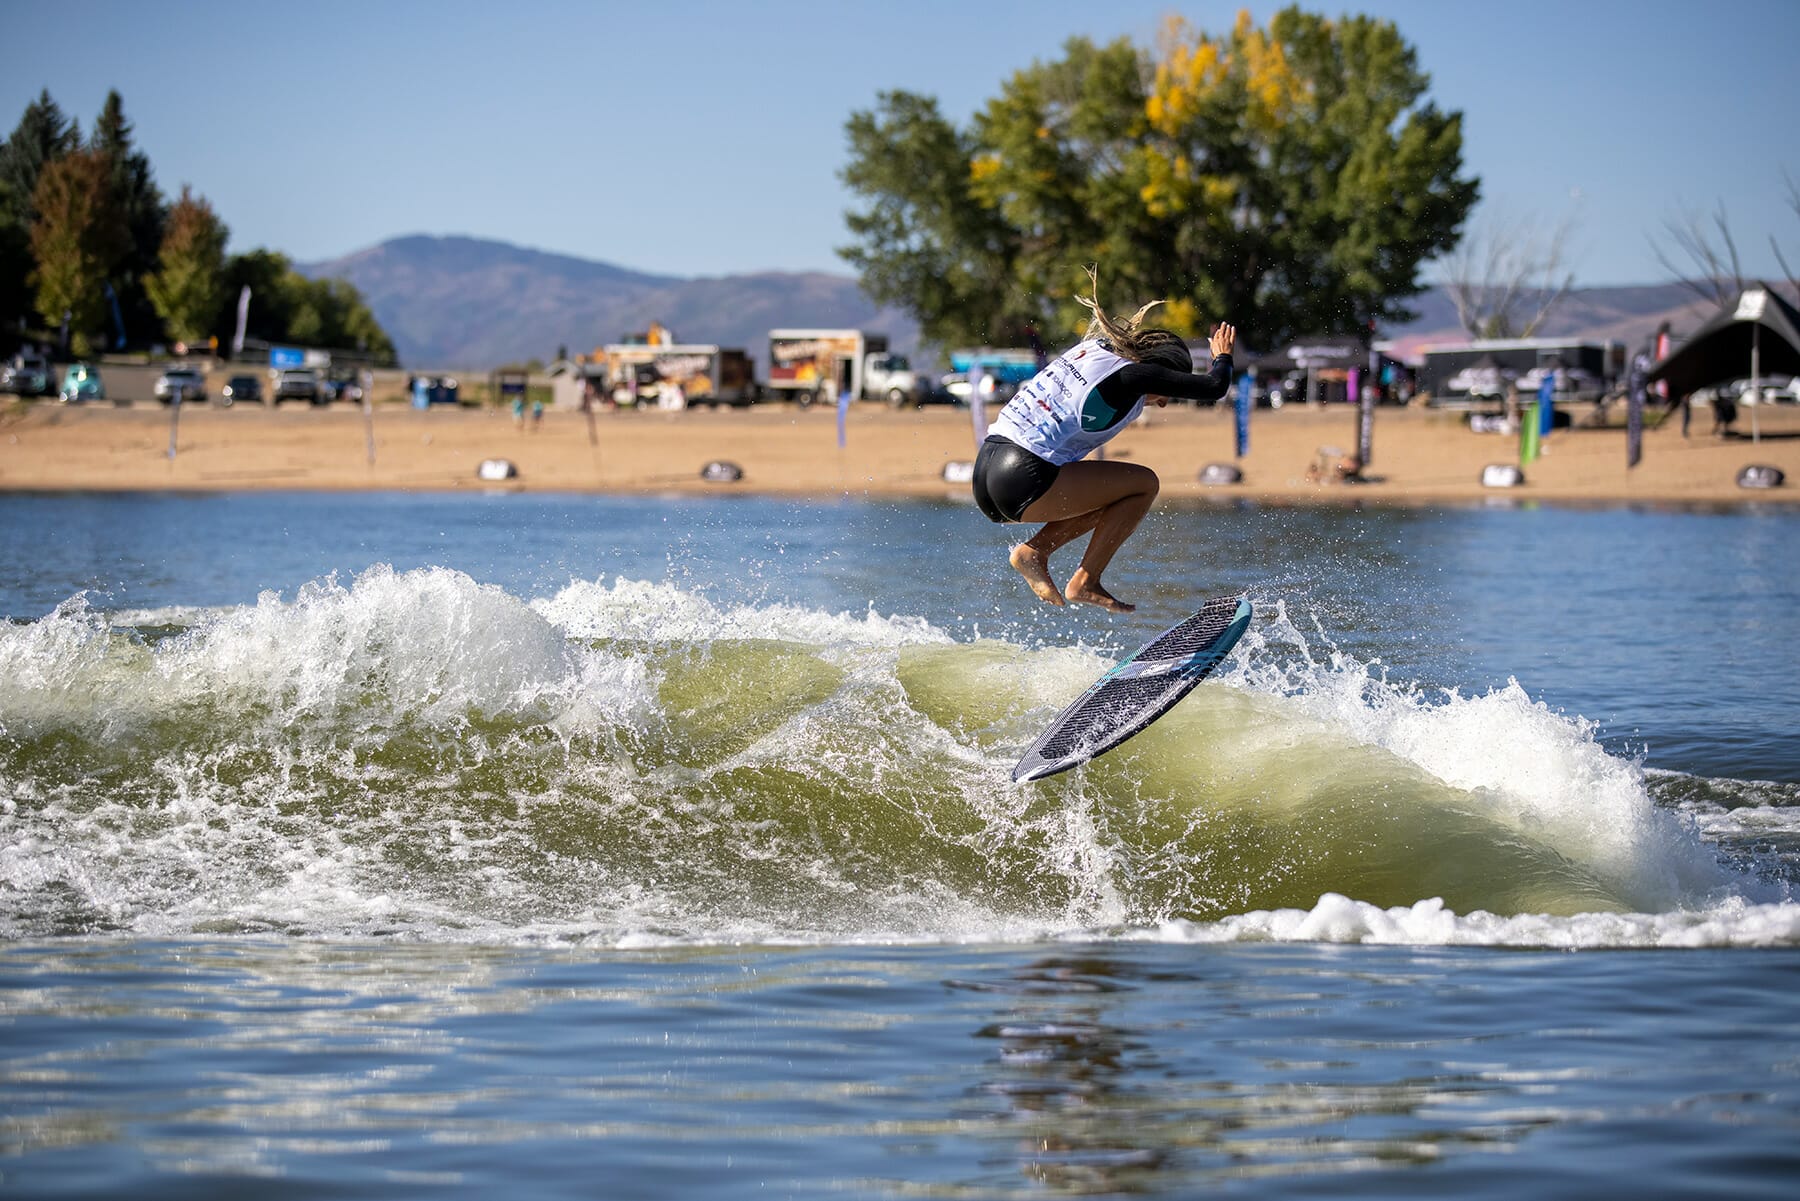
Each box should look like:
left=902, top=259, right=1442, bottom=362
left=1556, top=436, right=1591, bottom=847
left=1538, top=370, right=1556, bottom=438
left=837, top=389, right=851, bottom=449
left=1234, top=373, right=1251, bottom=458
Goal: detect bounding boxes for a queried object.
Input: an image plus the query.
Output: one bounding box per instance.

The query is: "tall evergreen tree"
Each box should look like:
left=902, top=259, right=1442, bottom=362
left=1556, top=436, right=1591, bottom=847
left=90, top=90, right=166, bottom=349
left=1, top=90, right=82, bottom=343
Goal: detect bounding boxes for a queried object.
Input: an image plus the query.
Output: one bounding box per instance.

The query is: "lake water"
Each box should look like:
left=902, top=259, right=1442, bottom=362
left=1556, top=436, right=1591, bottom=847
left=2, top=491, right=1797, bottom=1198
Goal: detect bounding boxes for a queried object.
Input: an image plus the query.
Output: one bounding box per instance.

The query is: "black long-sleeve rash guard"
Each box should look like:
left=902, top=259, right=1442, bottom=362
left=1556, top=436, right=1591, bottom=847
left=1092, top=353, right=1235, bottom=416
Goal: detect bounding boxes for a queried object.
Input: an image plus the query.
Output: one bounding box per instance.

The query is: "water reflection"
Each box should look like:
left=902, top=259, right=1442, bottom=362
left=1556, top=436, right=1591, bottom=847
left=948, top=950, right=1571, bottom=1193
left=954, top=956, right=1166, bottom=1194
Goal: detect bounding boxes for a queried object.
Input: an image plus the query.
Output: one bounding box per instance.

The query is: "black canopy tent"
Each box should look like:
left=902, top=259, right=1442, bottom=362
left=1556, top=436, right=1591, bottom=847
left=1647, top=283, right=1800, bottom=400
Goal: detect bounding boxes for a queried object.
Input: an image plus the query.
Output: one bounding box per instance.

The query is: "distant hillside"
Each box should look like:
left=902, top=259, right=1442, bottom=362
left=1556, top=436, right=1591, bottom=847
left=303, top=234, right=1782, bottom=370
left=301, top=235, right=920, bottom=370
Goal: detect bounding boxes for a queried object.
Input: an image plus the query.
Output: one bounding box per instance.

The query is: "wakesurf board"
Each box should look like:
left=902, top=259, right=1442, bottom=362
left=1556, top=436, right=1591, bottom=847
left=1012, top=595, right=1252, bottom=783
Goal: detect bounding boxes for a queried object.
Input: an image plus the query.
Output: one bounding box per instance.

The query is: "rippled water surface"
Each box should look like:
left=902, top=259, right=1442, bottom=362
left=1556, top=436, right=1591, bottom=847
left=1, top=491, right=1797, bottom=1197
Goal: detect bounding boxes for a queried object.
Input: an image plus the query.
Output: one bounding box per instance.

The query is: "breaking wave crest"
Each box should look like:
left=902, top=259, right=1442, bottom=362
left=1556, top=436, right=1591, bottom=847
left=0, top=566, right=1791, bottom=948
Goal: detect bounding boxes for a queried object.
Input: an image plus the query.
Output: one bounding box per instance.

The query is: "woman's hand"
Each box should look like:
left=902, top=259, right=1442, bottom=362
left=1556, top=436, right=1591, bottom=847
left=1209, top=322, right=1237, bottom=358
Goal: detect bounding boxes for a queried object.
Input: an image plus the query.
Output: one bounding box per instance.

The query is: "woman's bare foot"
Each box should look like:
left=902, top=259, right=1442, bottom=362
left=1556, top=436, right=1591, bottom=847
left=1010, top=543, right=1065, bottom=606
left=1064, top=567, right=1134, bottom=613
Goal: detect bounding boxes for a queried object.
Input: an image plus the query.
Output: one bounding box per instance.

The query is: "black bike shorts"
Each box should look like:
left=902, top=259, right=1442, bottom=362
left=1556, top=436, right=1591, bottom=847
left=972, top=435, right=1060, bottom=523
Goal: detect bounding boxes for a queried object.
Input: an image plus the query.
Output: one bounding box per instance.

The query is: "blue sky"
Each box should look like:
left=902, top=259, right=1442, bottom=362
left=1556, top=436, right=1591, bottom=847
left=6, top=0, right=1796, bottom=286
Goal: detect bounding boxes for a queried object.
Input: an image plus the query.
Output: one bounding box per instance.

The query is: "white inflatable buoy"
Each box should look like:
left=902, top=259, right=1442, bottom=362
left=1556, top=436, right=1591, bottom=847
left=941, top=460, right=974, bottom=483
left=700, top=460, right=744, bottom=483
left=1481, top=464, right=1525, bottom=488
left=1737, top=464, right=1785, bottom=489
left=477, top=458, right=518, bottom=481
left=1197, top=462, right=1243, bottom=485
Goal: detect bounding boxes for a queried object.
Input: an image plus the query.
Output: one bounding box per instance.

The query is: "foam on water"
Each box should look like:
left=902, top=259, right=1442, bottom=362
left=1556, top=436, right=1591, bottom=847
left=1148, top=893, right=1800, bottom=949
left=0, top=566, right=1792, bottom=948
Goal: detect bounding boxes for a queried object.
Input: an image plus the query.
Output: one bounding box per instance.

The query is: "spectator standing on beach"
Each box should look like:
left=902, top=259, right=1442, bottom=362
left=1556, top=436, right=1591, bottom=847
left=970, top=267, right=1235, bottom=613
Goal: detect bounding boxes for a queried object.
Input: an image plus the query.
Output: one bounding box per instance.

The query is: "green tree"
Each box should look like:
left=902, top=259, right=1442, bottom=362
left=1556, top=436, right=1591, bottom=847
left=90, top=90, right=167, bottom=347
left=840, top=91, right=1029, bottom=350
left=28, top=147, right=126, bottom=356
left=0, top=90, right=82, bottom=340
left=840, top=6, right=1478, bottom=350
left=214, top=248, right=299, bottom=346
left=208, top=249, right=397, bottom=365
left=145, top=186, right=228, bottom=347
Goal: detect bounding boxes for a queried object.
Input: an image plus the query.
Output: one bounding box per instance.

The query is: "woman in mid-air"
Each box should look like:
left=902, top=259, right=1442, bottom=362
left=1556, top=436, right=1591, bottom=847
left=972, top=269, right=1237, bottom=613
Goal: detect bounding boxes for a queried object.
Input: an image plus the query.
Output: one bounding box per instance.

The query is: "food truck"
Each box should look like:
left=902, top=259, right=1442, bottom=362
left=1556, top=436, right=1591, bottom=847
left=601, top=343, right=756, bottom=407
left=766, top=329, right=916, bottom=407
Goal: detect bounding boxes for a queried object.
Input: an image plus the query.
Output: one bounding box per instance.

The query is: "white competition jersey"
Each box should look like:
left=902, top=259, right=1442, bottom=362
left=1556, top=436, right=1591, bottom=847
left=986, top=340, right=1137, bottom=466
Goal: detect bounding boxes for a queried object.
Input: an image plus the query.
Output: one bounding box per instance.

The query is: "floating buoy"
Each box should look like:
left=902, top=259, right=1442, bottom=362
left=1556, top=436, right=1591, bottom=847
left=1197, top=462, right=1243, bottom=485
left=1481, top=464, right=1525, bottom=488
left=1737, top=464, right=1785, bottom=489
left=700, top=460, right=744, bottom=483
left=941, top=460, right=974, bottom=483
left=477, top=458, right=518, bottom=481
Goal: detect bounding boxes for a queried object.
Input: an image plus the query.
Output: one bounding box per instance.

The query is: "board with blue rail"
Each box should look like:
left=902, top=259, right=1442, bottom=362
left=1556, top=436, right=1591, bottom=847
left=1012, top=595, right=1252, bottom=783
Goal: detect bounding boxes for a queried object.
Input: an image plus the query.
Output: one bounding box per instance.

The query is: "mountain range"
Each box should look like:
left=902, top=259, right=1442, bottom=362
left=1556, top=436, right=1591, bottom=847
left=302, top=234, right=1744, bottom=371
left=301, top=235, right=922, bottom=371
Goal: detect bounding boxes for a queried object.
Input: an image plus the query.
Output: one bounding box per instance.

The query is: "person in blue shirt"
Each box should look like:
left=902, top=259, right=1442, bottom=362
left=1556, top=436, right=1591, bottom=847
left=973, top=270, right=1236, bottom=612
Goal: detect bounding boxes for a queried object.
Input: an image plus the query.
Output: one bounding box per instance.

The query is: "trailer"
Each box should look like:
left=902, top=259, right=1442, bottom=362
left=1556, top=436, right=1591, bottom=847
left=1419, top=338, right=1623, bottom=404
left=601, top=343, right=756, bottom=408
left=767, top=329, right=916, bottom=407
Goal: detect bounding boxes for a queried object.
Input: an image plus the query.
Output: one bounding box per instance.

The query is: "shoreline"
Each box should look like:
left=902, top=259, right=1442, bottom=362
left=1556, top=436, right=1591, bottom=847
left=3, top=400, right=1797, bottom=507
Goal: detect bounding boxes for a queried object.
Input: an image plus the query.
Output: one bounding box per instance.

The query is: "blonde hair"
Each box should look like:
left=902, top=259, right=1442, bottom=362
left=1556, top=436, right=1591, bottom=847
left=1073, top=265, right=1191, bottom=369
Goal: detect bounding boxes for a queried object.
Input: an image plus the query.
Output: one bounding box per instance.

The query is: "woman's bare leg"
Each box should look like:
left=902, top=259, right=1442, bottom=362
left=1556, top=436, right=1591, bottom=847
left=1008, top=510, right=1104, bottom=606
left=1009, top=461, right=1159, bottom=612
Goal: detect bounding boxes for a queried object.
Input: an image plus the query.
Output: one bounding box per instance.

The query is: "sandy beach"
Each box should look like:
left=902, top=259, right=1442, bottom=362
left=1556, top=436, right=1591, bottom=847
left=3, top=398, right=1797, bottom=506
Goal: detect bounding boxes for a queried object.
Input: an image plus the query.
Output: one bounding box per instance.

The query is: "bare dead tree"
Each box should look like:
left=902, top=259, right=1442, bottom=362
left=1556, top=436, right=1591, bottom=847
left=1443, top=208, right=1577, bottom=339
left=1772, top=169, right=1798, bottom=295
left=1650, top=200, right=1743, bottom=307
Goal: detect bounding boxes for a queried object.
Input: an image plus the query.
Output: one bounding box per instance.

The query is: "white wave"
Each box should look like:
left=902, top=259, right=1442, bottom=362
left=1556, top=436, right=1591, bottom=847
left=0, top=567, right=657, bottom=738
left=1222, top=601, right=1757, bottom=911
left=1147, top=892, right=1800, bottom=949
left=532, top=576, right=953, bottom=648
left=105, top=604, right=225, bottom=628
left=3, top=577, right=1792, bottom=947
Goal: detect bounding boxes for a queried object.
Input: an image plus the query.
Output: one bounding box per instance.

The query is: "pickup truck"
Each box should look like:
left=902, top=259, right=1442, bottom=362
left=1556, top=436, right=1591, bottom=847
left=273, top=368, right=321, bottom=405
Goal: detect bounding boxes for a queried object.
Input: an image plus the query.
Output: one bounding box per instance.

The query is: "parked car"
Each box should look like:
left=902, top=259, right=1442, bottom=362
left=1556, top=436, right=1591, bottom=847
left=154, top=366, right=207, bottom=404
left=320, top=375, right=364, bottom=404
left=1728, top=375, right=1795, bottom=405
left=59, top=362, right=105, bottom=403
left=273, top=368, right=321, bottom=405
left=409, top=375, right=461, bottom=406
left=935, top=372, right=1018, bottom=406
left=2, top=353, right=56, bottom=397
left=219, top=374, right=263, bottom=406
left=913, top=376, right=963, bottom=406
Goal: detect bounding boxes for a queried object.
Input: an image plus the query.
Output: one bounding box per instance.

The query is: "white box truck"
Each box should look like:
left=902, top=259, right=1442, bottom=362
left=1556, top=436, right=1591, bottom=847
left=767, top=329, right=917, bottom=407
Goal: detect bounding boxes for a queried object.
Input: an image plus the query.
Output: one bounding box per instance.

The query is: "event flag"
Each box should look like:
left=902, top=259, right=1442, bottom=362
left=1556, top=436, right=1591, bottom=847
left=1235, top=373, right=1251, bottom=458
left=1627, top=376, right=1645, bottom=468
left=1355, top=366, right=1374, bottom=466
left=1520, top=402, right=1540, bottom=466
left=969, top=373, right=988, bottom=452
left=1538, top=371, right=1556, bottom=438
